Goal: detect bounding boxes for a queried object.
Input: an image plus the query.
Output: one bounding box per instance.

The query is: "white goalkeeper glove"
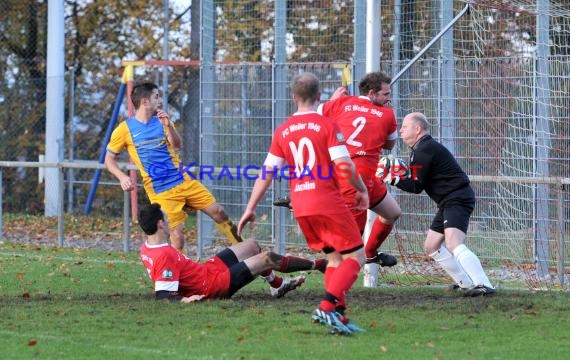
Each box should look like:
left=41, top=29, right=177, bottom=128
left=376, top=154, right=396, bottom=179
left=391, top=158, right=411, bottom=179
left=384, top=174, right=400, bottom=186
left=376, top=155, right=410, bottom=186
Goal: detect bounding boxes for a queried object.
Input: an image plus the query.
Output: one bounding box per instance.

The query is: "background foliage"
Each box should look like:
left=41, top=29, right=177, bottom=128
left=2, top=1, right=568, bottom=215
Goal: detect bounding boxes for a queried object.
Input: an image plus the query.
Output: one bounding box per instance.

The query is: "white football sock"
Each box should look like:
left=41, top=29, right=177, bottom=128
left=453, top=244, right=493, bottom=288
left=430, top=246, right=474, bottom=289
left=263, top=271, right=276, bottom=284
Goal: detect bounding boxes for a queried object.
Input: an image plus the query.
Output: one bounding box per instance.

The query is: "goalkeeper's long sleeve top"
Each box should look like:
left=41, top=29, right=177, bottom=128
left=396, top=135, right=471, bottom=206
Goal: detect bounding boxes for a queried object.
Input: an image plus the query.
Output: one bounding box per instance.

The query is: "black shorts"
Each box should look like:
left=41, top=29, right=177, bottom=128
left=430, top=188, right=475, bottom=234
left=216, top=248, right=255, bottom=298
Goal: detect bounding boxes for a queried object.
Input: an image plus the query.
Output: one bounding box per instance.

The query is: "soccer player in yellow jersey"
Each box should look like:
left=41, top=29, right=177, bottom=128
left=105, top=82, right=242, bottom=251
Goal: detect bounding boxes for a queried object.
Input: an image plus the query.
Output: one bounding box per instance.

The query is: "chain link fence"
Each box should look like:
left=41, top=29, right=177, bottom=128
left=0, top=1, right=568, bottom=288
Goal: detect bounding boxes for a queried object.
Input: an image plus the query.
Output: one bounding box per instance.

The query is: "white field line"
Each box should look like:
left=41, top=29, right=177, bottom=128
left=0, top=251, right=140, bottom=265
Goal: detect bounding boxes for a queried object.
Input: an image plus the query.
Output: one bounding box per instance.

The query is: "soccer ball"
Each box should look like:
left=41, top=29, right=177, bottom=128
left=375, top=155, right=393, bottom=179
left=391, top=158, right=410, bottom=178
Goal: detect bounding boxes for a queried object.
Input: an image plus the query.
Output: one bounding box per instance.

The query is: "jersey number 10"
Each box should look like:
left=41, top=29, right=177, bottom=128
left=288, top=137, right=316, bottom=177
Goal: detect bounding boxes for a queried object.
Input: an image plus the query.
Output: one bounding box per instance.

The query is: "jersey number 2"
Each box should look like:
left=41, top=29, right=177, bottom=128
left=346, top=116, right=366, bottom=147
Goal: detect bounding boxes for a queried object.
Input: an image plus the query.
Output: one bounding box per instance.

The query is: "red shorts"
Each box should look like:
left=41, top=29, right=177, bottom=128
left=339, top=172, right=387, bottom=231
left=180, top=256, right=231, bottom=299
left=296, top=212, right=363, bottom=253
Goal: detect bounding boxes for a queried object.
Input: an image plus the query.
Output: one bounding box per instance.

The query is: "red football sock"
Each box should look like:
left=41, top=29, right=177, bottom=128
left=326, top=266, right=346, bottom=311
left=324, top=265, right=336, bottom=290
left=319, top=258, right=360, bottom=311
left=365, top=219, right=393, bottom=259
left=319, top=266, right=337, bottom=311
left=278, top=255, right=315, bottom=272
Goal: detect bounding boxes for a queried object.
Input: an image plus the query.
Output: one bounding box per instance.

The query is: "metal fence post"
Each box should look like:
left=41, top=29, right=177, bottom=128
left=58, top=164, right=65, bottom=247
left=123, top=190, right=131, bottom=252
left=274, top=176, right=285, bottom=255
left=556, top=182, right=565, bottom=286
left=0, top=169, right=3, bottom=240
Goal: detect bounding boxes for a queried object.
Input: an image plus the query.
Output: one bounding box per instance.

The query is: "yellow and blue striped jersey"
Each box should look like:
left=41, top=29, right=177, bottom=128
left=106, top=116, right=183, bottom=196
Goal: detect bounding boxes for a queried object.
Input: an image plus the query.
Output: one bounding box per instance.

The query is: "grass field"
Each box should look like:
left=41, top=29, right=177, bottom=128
left=1, top=242, right=569, bottom=360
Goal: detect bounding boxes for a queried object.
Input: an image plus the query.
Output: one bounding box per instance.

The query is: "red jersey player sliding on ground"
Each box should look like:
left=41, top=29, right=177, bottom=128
left=139, top=203, right=326, bottom=302
left=238, top=72, right=369, bottom=335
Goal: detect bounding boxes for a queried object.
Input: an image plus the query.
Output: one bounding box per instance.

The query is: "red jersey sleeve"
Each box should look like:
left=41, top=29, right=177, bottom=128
left=149, top=250, right=181, bottom=292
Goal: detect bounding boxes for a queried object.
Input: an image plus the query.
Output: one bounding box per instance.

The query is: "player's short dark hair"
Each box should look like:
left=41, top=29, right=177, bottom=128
left=131, top=82, right=159, bottom=108
left=358, top=71, right=391, bottom=95
left=138, top=203, right=164, bottom=235
left=291, top=73, right=320, bottom=103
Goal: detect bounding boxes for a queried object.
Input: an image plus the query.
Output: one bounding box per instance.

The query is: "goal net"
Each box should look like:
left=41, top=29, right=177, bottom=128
left=377, top=0, right=569, bottom=290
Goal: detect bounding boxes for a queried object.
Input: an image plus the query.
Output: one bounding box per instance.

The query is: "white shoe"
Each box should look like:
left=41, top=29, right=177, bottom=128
left=270, top=275, right=306, bottom=298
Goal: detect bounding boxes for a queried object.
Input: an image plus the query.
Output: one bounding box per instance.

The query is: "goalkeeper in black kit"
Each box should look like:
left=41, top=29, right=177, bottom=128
left=381, top=112, right=495, bottom=297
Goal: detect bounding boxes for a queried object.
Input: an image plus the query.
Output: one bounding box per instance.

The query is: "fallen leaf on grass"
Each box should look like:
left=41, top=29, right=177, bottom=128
left=28, top=339, right=37, bottom=346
